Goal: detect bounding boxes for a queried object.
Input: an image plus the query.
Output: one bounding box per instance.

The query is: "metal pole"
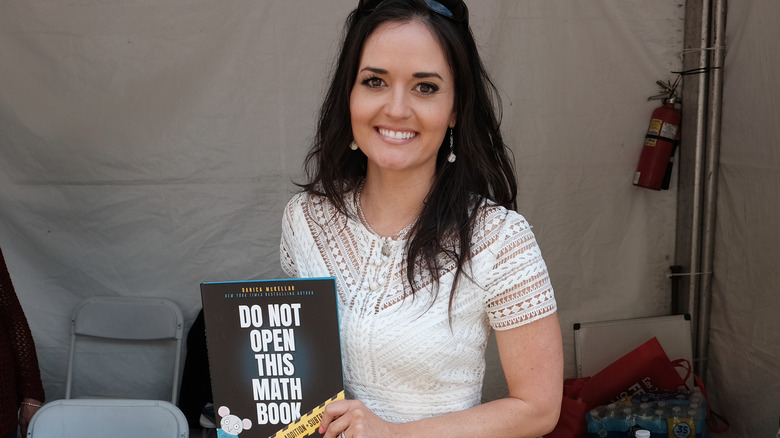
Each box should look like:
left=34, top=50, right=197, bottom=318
left=696, top=0, right=727, bottom=381
left=685, top=0, right=711, bottom=357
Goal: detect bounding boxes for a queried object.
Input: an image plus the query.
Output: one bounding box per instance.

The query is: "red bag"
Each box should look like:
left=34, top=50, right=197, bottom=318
left=576, top=337, right=688, bottom=408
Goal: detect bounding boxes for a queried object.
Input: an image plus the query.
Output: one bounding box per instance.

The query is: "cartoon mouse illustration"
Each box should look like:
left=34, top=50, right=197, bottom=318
left=217, top=406, right=252, bottom=437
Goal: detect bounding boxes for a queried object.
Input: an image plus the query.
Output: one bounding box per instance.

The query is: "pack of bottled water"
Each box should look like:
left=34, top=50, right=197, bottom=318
left=585, top=387, right=706, bottom=438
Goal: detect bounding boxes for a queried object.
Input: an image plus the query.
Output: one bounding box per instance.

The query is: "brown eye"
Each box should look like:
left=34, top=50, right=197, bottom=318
left=361, top=77, right=385, bottom=88
left=417, top=82, right=439, bottom=94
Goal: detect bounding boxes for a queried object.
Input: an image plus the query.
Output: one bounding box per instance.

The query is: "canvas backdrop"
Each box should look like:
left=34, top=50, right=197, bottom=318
left=1, top=1, right=775, bottom=436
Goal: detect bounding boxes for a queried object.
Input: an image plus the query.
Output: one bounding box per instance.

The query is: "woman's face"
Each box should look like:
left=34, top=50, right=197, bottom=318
left=350, top=19, right=456, bottom=180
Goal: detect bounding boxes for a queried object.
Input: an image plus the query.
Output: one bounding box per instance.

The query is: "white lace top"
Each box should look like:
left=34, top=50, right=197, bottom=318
left=280, top=192, right=556, bottom=423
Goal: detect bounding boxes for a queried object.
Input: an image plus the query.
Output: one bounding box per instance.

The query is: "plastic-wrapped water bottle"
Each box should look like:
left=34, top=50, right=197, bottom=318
left=635, top=402, right=653, bottom=430
left=623, top=406, right=647, bottom=436
left=688, top=407, right=705, bottom=438
left=646, top=409, right=668, bottom=436
left=587, top=408, right=607, bottom=437
left=668, top=405, right=695, bottom=438
left=691, top=386, right=704, bottom=402
left=603, top=403, right=626, bottom=437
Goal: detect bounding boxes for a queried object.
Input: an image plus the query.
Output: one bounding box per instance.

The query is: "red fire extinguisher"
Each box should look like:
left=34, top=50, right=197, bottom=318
left=634, top=82, right=681, bottom=190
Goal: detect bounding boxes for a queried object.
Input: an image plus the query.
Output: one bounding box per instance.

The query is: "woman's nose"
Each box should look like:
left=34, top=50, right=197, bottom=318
left=383, top=87, right=412, bottom=119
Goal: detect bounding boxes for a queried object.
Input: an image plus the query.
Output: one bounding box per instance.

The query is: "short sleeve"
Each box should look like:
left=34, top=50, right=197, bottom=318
left=279, top=194, right=301, bottom=277
left=479, top=207, right=557, bottom=330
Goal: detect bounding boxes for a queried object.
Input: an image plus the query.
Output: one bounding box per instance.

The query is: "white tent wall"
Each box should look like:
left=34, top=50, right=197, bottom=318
left=705, top=0, right=780, bottom=436
left=20, top=0, right=780, bottom=431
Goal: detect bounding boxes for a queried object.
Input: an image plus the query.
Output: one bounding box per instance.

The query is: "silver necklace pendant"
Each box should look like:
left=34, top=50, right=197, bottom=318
left=356, top=181, right=415, bottom=261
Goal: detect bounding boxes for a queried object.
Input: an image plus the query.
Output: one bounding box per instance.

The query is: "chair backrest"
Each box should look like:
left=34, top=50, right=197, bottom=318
left=65, top=296, right=184, bottom=404
left=26, top=398, right=189, bottom=438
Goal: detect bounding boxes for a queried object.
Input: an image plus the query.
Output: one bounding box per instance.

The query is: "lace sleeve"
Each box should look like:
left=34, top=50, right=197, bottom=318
left=279, top=195, right=301, bottom=277
left=480, top=208, right=557, bottom=330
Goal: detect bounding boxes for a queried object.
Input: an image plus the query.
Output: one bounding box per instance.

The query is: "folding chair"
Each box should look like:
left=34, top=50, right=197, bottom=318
left=26, top=398, right=188, bottom=438
left=65, top=296, right=184, bottom=404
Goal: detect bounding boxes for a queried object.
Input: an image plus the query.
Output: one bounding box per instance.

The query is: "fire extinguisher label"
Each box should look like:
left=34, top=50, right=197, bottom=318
left=660, top=122, right=678, bottom=139
left=648, top=118, right=663, bottom=135
left=645, top=138, right=657, bottom=147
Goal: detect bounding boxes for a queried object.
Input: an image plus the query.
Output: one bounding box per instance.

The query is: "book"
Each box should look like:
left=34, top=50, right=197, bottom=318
left=201, top=278, right=344, bottom=438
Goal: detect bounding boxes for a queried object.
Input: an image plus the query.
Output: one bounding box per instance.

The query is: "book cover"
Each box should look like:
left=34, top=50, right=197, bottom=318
left=201, top=278, right=344, bottom=438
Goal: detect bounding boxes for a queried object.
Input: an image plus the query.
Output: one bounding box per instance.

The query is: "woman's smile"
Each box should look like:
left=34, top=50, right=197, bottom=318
left=377, top=127, right=417, bottom=141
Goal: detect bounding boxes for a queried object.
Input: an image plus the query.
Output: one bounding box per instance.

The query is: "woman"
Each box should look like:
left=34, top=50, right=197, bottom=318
left=280, top=1, right=563, bottom=436
left=0, top=247, right=45, bottom=438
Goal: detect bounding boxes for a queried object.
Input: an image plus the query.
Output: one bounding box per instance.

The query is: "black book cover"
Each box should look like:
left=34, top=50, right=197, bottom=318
left=201, top=278, right=344, bottom=438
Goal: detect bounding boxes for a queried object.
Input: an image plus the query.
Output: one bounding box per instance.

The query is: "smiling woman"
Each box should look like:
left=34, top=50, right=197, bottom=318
left=280, top=1, right=563, bottom=437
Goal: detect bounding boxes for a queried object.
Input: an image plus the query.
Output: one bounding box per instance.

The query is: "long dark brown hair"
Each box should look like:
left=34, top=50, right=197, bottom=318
left=298, top=0, right=517, bottom=305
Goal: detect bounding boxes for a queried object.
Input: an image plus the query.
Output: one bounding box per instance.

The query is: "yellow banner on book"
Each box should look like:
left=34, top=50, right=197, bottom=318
left=271, top=390, right=346, bottom=438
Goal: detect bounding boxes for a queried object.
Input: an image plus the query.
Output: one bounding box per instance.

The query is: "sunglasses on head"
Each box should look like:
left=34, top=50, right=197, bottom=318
left=358, top=0, right=469, bottom=24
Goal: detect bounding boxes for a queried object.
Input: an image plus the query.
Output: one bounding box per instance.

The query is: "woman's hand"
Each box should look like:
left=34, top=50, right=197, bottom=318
left=318, top=399, right=399, bottom=438
left=19, top=398, right=43, bottom=437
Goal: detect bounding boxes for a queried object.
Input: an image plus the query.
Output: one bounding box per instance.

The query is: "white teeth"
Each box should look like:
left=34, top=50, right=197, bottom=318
left=379, top=128, right=415, bottom=140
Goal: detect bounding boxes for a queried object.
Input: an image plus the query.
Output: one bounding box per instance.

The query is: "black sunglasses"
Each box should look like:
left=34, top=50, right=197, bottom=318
left=358, top=0, right=469, bottom=25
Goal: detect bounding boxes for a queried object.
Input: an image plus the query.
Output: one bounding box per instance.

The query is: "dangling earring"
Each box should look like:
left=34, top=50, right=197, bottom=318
left=349, top=140, right=359, bottom=151
left=447, top=128, right=456, bottom=163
